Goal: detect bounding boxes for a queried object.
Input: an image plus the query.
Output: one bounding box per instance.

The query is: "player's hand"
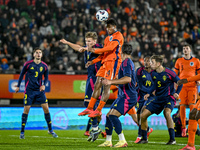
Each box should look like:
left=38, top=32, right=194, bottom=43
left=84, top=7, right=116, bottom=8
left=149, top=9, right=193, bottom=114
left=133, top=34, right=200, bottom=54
left=102, top=78, right=111, bottom=85
left=40, top=85, right=45, bottom=91
left=88, top=48, right=95, bottom=53
left=15, top=86, right=19, bottom=93
left=60, top=39, right=68, bottom=44
left=173, top=93, right=179, bottom=99
left=177, top=79, right=188, bottom=86
left=196, top=81, right=200, bottom=86
left=144, top=94, right=150, bottom=101
left=85, top=61, right=93, bottom=68
left=79, top=47, right=87, bottom=53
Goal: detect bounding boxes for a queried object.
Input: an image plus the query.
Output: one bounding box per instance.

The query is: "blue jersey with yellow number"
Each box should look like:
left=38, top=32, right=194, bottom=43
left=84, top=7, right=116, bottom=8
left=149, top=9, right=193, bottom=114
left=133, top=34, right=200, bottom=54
left=136, top=67, right=154, bottom=100
left=84, top=43, right=103, bottom=78
left=149, top=67, right=182, bottom=97
left=17, top=60, right=48, bottom=91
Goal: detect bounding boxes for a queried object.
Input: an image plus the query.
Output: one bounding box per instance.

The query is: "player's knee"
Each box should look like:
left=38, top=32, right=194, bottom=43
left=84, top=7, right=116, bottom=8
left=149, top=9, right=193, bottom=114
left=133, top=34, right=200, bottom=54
left=189, top=109, right=197, bottom=119
left=140, top=113, right=147, bottom=122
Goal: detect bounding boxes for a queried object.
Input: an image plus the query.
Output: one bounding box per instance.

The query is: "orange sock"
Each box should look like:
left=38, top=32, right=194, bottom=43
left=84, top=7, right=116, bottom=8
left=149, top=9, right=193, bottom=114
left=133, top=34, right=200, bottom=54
left=188, top=119, right=198, bottom=147
left=189, top=105, right=195, bottom=112
left=88, top=97, right=97, bottom=110
left=96, top=101, right=106, bottom=111
left=180, top=105, right=186, bottom=128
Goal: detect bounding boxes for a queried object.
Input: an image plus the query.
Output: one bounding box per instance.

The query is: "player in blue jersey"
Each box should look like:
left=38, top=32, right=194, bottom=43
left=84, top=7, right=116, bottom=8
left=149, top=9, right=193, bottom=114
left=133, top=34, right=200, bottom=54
left=139, top=55, right=183, bottom=145
left=15, top=48, right=58, bottom=139
left=98, top=44, right=137, bottom=147
left=134, top=56, right=154, bottom=143
left=60, top=32, right=104, bottom=141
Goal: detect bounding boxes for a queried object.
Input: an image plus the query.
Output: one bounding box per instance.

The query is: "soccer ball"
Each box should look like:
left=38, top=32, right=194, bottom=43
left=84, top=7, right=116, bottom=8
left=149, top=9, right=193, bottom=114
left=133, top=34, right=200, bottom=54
left=96, top=10, right=109, bottom=22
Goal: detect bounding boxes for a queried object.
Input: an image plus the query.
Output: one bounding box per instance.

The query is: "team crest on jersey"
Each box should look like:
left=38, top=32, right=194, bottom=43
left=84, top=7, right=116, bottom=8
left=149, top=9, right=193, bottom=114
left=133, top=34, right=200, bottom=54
left=40, top=67, right=43, bottom=72
left=142, top=75, right=146, bottom=78
left=109, top=36, right=113, bottom=41
left=190, top=62, right=194, bottom=66
left=30, top=67, right=34, bottom=70
left=153, top=76, right=156, bottom=79
left=163, top=75, right=167, bottom=81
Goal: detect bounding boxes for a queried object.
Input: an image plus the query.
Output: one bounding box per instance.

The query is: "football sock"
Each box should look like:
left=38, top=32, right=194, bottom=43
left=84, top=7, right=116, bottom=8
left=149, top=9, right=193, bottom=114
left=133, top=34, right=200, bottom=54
left=21, top=113, right=28, bottom=133
left=188, top=119, right=197, bottom=147
left=91, top=117, right=98, bottom=130
left=180, top=105, right=186, bottom=129
left=109, top=115, right=122, bottom=135
left=106, top=135, right=112, bottom=141
left=147, top=126, right=149, bottom=132
left=118, top=133, right=125, bottom=141
left=86, top=119, right=91, bottom=131
left=105, top=116, right=113, bottom=135
left=168, top=128, right=175, bottom=141
left=138, top=125, right=142, bottom=137
left=141, top=129, right=147, bottom=140
left=45, top=113, right=52, bottom=132
left=96, top=101, right=106, bottom=112
left=88, top=97, right=97, bottom=110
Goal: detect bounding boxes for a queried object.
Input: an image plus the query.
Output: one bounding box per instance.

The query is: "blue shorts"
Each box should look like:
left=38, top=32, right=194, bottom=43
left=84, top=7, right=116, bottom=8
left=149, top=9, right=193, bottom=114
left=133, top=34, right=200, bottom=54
left=110, top=95, right=137, bottom=115
left=24, top=89, right=47, bottom=106
left=84, top=100, right=100, bottom=111
left=84, top=77, right=97, bottom=100
left=137, top=96, right=154, bottom=114
left=146, top=95, right=175, bottom=115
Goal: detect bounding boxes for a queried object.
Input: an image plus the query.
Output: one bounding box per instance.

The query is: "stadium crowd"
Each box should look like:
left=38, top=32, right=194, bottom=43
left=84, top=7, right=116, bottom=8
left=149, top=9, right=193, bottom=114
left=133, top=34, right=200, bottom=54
left=0, top=0, right=200, bottom=74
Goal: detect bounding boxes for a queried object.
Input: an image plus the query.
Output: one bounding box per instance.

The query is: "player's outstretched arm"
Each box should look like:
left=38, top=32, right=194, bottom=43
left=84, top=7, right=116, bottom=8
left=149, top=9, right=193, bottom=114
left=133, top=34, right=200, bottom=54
left=60, top=39, right=84, bottom=52
left=102, top=76, right=131, bottom=86
left=177, top=79, right=188, bottom=86
left=85, top=61, right=94, bottom=68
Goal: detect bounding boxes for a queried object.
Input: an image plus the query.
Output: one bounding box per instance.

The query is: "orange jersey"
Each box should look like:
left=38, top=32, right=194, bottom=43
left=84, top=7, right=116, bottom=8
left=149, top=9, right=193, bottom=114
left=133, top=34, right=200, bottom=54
left=92, top=31, right=124, bottom=64
left=174, top=57, right=200, bottom=87
left=187, top=73, right=200, bottom=82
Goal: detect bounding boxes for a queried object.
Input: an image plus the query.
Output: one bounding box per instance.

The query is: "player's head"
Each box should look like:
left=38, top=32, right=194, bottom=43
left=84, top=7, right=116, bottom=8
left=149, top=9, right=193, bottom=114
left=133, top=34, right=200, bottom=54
left=33, top=47, right=43, bottom=60
left=150, top=55, right=164, bottom=70
left=85, top=32, right=98, bottom=48
left=122, top=44, right=133, bottom=55
left=144, top=56, right=151, bottom=68
left=106, top=18, right=117, bottom=35
left=182, top=44, right=191, bottom=56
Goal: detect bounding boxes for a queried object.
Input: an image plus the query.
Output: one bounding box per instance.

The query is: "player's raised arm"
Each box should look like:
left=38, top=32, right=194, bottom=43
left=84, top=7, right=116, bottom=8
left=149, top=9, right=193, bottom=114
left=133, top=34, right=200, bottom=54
left=60, top=39, right=85, bottom=52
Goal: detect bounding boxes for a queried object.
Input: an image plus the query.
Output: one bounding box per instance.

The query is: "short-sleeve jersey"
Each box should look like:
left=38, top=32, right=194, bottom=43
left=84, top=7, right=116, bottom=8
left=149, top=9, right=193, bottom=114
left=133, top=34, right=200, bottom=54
left=174, top=57, right=200, bottom=87
left=118, top=58, right=137, bottom=98
left=84, top=43, right=103, bottom=78
left=101, top=31, right=124, bottom=63
left=17, top=60, right=48, bottom=91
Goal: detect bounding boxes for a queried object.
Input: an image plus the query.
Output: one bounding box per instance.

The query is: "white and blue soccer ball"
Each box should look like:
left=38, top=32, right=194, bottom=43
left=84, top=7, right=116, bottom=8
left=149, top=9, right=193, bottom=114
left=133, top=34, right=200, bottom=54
left=96, top=10, right=109, bottom=22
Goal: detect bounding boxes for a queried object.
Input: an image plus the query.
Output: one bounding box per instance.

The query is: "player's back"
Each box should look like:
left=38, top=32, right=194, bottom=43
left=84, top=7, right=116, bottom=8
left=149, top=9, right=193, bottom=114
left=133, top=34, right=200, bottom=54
left=101, top=31, right=124, bottom=63
left=174, top=57, right=200, bottom=87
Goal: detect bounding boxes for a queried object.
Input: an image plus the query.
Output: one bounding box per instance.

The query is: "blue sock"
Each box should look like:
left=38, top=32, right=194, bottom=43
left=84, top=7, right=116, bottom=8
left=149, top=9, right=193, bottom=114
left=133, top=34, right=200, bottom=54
left=109, top=115, right=122, bottom=135
left=168, top=128, right=175, bottom=141
left=147, top=126, right=149, bottom=132
left=105, top=116, right=113, bottom=135
left=21, top=113, right=28, bottom=133
left=91, top=117, right=98, bottom=128
left=138, top=125, right=142, bottom=137
left=45, top=113, right=52, bottom=132
left=86, top=119, right=91, bottom=131
left=141, top=129, right=147, bottom=140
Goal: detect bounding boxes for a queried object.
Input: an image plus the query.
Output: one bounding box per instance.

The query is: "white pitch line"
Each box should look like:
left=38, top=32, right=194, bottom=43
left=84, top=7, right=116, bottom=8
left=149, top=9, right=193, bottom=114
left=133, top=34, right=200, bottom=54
left=9, top=135, right=200, bottom=147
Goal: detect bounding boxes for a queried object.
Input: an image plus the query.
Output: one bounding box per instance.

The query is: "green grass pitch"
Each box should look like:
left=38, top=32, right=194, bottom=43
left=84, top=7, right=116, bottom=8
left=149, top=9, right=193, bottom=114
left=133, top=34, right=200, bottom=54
left=0, top=130, right=199, bottom=150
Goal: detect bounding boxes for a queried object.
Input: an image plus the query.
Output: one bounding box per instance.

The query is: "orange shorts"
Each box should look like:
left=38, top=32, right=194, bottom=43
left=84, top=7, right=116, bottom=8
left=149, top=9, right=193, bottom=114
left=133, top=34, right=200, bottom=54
left=179, top=86, right=197, bottom=105
left=96, top=60, right=121, bottom=80
left=194, top=100, right=200, bottom=111
left=127, top=106, right=137, bottom=115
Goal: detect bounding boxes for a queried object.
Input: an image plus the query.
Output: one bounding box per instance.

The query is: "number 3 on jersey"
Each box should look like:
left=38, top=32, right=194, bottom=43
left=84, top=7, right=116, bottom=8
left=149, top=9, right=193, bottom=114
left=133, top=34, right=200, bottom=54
left=157, top=81, right=161, bottom=87
left=24, top=94, right=27, bottom=104
left=35, top=71, right=38, bottom=77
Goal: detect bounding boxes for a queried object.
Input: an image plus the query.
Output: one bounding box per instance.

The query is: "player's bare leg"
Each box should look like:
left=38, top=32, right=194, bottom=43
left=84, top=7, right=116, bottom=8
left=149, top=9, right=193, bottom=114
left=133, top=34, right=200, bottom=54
left=78, top=77, right=103, bottom=116
left=88, top=84, right=111, bottom=117
left=138, top=109, right=151, bottom=144
left=164, top=108, right=176, bottom=145
left=20, top=106, right=31, bottom=139
left=41, top=103, right=58, bottom=138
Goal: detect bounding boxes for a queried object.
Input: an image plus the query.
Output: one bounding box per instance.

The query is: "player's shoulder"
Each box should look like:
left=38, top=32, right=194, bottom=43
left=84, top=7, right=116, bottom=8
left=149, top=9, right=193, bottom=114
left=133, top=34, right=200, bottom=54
left=24, top=60, right=34, bottom=66
left=192, top=57, right=200, bottom=62
left=176, top=57, right=183, bottom=62
left=165, top=67, right=176, bottom=77
left=114, top=31, right=123, bottom=38
left=41, top=61, right=48, bottom=68
left=94, top=43, right=103, bottom=48
left=136, top=66, right=144, bottom=75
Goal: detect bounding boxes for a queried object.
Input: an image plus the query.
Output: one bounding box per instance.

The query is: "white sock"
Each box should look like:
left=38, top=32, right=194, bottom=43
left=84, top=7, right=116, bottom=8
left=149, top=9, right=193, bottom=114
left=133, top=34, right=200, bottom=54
left=106, top=135, right=112, bottom=141
left=92, top=126, right=98, bottom=131
left=118, top=133, right=125, bottom=141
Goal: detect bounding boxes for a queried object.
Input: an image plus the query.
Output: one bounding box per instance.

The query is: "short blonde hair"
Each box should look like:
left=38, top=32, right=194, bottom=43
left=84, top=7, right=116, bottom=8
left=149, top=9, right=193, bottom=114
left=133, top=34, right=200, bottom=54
left=85, top=32, right=98, bottom=40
